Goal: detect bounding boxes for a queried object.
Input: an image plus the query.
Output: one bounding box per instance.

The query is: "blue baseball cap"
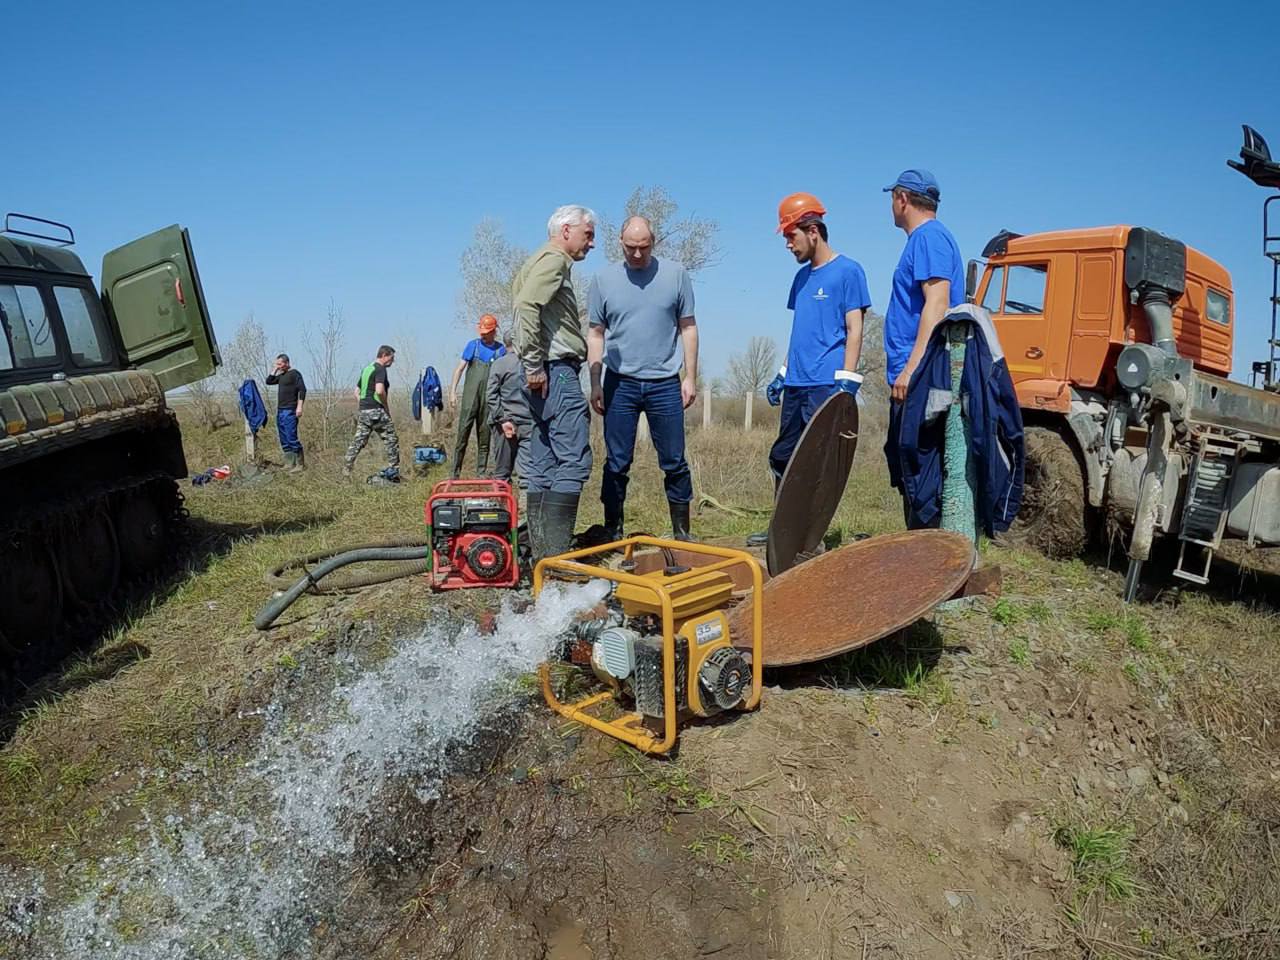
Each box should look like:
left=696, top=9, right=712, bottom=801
left=883, top=169, right=941, bottom=201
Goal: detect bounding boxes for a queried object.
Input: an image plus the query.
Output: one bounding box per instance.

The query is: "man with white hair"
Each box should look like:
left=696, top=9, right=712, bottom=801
left=511, top=204, right=596, bottom=559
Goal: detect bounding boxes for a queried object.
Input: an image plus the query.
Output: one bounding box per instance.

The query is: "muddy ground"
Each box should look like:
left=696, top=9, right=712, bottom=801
left=293, top=557, right=1280, bottom=959
left=3, top=429, right=1279, bottom=959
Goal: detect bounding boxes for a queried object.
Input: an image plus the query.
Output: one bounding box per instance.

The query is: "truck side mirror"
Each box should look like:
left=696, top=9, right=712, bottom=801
left=965, top=260, right=979, bottom=303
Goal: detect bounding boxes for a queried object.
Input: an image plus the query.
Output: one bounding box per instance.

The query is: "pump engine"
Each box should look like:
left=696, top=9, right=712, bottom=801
left=538, top=538, right=763, bottom=753
left=424, top=479, right=519, bottom=590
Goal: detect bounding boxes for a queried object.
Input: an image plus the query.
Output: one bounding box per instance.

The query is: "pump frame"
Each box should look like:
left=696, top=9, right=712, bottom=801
left=534, top=537, right=764, bottom=755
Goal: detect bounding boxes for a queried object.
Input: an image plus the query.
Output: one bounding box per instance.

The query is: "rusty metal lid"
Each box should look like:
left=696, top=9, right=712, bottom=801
left=733, top=530, right=975, bottom=666
left=767, top=391, right=859, bottom=576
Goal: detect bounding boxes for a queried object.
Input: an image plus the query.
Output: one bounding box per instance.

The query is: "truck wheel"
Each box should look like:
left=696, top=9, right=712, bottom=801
left=0, top=539, right=63, bottom=644
left=59, top=507, right=121, bottom=607
left=1008, top=426, right=1088, bottom=558
left=115, top=491, right=167, bottom=576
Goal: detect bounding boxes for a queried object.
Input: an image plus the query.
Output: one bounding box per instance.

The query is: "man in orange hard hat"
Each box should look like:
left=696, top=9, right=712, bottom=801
left=748, top=193, right=871, bottom=545
left=448, top=313, right=506, bottom=477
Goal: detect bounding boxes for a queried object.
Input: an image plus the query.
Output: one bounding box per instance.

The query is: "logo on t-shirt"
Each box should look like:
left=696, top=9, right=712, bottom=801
left=813, top=287, right=829, bottom=301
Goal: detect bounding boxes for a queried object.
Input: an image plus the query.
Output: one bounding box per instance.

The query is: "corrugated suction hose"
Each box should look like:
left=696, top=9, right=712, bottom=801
left=255, top=539, right=430, bottom=631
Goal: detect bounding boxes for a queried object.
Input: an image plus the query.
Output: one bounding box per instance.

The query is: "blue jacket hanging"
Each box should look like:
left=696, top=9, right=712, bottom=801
left=890, top=304, right=1024, bottom=535
left=411, top=366, right=445, bottom=422
left=423, top=366, right=443, bottom=412
left=238, top=379, right=267, bottom=435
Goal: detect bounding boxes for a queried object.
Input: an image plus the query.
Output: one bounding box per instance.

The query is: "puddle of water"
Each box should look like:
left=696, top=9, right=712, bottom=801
left=0, top=580, right=607, bottom=960
left=545, top=920, right=592, bottom=960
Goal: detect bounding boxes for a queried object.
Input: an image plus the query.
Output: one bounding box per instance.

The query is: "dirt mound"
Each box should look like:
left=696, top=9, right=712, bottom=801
left=1003, top=426, right=1088, bottom=559
left=372, top=728, right=779, bottom=960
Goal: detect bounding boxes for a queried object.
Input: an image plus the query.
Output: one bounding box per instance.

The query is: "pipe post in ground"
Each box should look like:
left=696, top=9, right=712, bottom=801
left=941, top=320, right=978, bottom=545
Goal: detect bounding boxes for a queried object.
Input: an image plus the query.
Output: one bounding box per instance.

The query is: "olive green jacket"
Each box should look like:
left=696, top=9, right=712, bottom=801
left=511, top=242, right=586, bottom=376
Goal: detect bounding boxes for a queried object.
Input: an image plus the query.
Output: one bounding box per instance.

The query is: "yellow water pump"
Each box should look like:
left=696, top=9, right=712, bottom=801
left=534, top=537, right=764, bottom=754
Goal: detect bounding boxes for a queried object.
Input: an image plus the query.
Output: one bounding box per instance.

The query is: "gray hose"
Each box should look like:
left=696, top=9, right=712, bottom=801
left=264, top=536, right=431, bottom=591
left=255, top=545, right=429, bottom=631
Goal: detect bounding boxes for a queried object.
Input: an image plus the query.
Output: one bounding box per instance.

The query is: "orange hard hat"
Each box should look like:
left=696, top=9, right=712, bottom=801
left=776, top=192, right=826, bottom=233
left=477, top=314, right=498, bottom=334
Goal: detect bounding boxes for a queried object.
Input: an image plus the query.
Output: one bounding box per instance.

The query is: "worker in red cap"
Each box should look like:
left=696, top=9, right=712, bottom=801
left=449, top=313, right=507, bottom=477
left=748, top=193, right=871, bottom=545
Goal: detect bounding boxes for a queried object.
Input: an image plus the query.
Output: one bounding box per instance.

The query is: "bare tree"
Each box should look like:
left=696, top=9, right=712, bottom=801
left=599, top=186, right=720, bottom=274
left=221, top=313, right=273, bottom=414
left=388, top=326, right=425, bottom=423
left=457, top=218, right=528, bottom=331
left=184, top=375, right=231, bottom=430
left=302, top=298, right=348, bottom=448
left=726, top=336, right=779, bottom=430
left=726, top=336, right=779, bottom=397
left=857, top=309, right=888, bottom=405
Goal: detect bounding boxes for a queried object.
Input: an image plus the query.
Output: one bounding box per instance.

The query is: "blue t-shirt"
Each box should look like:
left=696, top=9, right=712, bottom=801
left=784, top=254, right=872, bottom=387
left=884, top=219, right=964, bottom=385
left=461, top=338, right=506, bottom=364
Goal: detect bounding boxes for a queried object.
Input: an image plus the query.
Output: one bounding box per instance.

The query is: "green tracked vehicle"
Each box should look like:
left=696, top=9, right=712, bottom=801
left=0, top=214, right=219, bottom=684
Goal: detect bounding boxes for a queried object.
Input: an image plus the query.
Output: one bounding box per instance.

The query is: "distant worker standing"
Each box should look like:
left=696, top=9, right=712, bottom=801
left=512, top=205, right=596, bottom=559
left=764, top=193, right=871, bottom=483
left=486, top=334, right=532, bottom=484
left=588, top=216, right=699, bottom=541
left=343, top=345, right=400, bottom=479
left=265, top=353, right=307, bottom=472
left=448, top=314, right=506, bottom=477
left=881, top=170, right=964, bottom=496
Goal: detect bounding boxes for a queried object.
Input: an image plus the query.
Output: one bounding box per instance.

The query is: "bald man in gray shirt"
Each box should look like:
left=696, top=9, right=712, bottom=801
left=587, top=216, right=699, bottom=541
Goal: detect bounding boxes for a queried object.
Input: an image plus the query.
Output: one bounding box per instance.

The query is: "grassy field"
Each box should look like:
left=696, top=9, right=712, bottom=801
left=2, top=399, right=1278, bottom=958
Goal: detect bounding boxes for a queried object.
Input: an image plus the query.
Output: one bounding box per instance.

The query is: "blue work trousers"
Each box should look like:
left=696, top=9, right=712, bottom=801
left=767, top=383, right=837, bottom=483
left=526, top=360, right=593, bottom=495
left=601, top=372, right=693, bottom=513
left=276, top=408, right=302, bottom=454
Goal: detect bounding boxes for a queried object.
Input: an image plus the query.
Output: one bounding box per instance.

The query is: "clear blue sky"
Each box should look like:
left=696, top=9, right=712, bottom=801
left=8, top=1, right=1277, bottom=383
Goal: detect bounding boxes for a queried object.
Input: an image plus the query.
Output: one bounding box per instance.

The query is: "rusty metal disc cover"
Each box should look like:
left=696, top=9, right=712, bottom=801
left=767, top=391, right=859, bottom=576
left=733, top=530, right=975, bottom=666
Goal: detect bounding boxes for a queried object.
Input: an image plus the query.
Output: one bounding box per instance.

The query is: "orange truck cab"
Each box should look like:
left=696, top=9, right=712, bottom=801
left=972, top=226, right=1235, bottom=414
left=970, top=127, right=1280, bottom=601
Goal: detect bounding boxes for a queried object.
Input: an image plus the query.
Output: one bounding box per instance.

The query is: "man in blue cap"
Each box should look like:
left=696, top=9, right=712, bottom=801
left=882, top=170, right=965, bottom=497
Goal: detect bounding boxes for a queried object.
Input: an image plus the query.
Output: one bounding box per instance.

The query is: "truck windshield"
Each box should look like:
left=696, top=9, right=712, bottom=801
left=981, top=266, right=1005, bottom=312
left=54, top=285, right=111, bottom=366
left=1003, top=265, right=1048, bottom=314
left=0, top=283, right=58, bottom=370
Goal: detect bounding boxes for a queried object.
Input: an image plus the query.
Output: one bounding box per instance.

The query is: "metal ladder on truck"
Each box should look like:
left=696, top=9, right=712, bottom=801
left=1173, top=433, right=1244, bottom=585
left=1250, top=196, right=1280, bottom=391
left=1231, top=124, right=1280, bottom=390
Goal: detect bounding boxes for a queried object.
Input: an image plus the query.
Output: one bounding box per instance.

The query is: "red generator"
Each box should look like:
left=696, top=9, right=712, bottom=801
left=424, top=479, right=520, bottom=590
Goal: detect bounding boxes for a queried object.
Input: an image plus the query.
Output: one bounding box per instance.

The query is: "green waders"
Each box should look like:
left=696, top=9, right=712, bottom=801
left=453, top=359, right=492, bottom=477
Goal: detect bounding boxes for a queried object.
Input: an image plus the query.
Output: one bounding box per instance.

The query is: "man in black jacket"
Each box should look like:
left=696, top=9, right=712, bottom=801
left=266, top=353, right=307, bottom=472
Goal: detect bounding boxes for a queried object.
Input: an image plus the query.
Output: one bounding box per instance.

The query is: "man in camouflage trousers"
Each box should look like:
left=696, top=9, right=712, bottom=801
left=343, top=344, right=401, bottom=479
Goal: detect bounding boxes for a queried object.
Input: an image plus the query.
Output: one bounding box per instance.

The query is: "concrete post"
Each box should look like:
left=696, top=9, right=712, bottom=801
left=744, top=392, right=754, bottom=431
left=637, top=411, right=650, bottom=445
left=702, top=383, right=712, bottom=429
left=245, top=417, right=259, bottom=462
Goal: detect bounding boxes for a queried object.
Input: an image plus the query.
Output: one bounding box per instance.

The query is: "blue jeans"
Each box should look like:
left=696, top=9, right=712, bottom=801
left=601, top=372, right=692, bottom=515
left=768, top=383, right=837, bottom=483
left=526, top=360, right=592, bottom=494
left=277, top=408, right=302, bottom=454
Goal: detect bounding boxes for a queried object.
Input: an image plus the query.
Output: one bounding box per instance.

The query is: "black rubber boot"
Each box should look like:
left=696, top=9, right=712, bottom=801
left=524, top=491, right=546, bottom=562
left=603, top=500, right=625, bottom=542
left=541, top=491, right=581, bottom=558
left=669, top=501, right=694, bottom=542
